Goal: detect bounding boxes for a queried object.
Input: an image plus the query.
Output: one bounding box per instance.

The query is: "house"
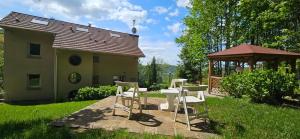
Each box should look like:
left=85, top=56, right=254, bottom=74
left=0, top=12, right=145, bottom=102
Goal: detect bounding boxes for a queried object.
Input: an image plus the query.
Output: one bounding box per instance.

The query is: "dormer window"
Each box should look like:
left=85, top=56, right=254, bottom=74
left=31, top=18, right=48, bottom=25
left=110, top=32, right=121, bottom=38
left=76, top=27, right=88, bottom=32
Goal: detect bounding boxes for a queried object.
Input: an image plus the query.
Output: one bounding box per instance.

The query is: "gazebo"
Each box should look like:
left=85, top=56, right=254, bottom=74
left=207, top=44, right=300, bottom=94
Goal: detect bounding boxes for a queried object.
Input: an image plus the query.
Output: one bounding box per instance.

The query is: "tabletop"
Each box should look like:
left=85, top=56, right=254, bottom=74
left=160, top=88, right=180, bottom=94
left=128, top=88, right=148, bottom=92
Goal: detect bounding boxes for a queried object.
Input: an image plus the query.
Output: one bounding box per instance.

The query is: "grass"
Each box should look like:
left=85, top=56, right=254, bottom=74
left=141, top=91, right=166, bottom=98
left=0, top=100, right=96, bottom=139
left=144, top=93, right=300, bottom=138
left=0, top=100, right=180, bottom=139
left=1, top=94, right=300, bottom=139
left=207, top=97, right=300, bottom=139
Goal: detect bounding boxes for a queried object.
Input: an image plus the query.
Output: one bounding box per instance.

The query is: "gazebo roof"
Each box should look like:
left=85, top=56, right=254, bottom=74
left=207, top=44, right=300, bottom=61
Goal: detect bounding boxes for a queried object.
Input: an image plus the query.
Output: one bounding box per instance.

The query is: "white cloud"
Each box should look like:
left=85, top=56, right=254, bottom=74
left=167, top=22, right=181, bottom=34
left=176, top=0, right=192, bottom=8
left=19, top=0, right=148, bottom=28
left=165, top=17, right=170, bottom=21
left=152, top=6, right=168, bottom=14
left=145, top=18, right=157, bottom=24
left=169, top=9, right=179, bottom=17
left=139, top=39, right=180, bottom=65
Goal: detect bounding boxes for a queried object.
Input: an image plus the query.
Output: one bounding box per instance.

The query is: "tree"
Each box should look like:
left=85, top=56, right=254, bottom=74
left=177, top=0, right=300, bottom=81
left=138, top=58, right=173, bottom=87
left=149, top=57, right=157, bottom=85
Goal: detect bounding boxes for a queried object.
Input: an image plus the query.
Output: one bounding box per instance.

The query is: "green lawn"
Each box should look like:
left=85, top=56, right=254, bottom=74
left=1, top=96, right=300, bottom=139
left=0, top=100, right=96, bottom=139
left=207, top=97, right=300, bottom=139
left=0, top=100, right=180, bottom=139
left=141, top=91, right=166, bottom=98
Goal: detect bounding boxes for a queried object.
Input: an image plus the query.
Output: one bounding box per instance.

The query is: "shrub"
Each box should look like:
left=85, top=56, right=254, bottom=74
left=148, top=83, right=169, bottom=91
left=75, top=86, right=117, bottom=100
left=149, top=83, right=161, bottom=91
left=220, top=72, right=252, bottom=98
left=159, top=83, right=169, bottom=89
left=249, top=70, right=296, bottom=103
left=221, top=69, right=296, bottom=103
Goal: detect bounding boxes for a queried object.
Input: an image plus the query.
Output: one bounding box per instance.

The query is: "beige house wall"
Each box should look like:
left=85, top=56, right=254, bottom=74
left=3, top=28, right=55, bottom=101
left=56, top=49, right=93, bottom=99
left=93, top=53, right=138, bottom=85
left=3, top=28, right=140, bottom=101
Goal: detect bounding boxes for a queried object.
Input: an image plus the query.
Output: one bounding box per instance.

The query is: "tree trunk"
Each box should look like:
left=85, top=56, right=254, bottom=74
left=199, top=63, right=203, bottom=84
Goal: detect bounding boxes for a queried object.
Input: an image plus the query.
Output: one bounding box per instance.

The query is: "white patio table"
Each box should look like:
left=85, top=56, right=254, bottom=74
left=160, top=88, right=180, bottom=111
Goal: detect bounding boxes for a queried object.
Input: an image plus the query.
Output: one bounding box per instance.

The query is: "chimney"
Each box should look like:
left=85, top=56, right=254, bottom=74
left=70, top=26, right=75, bottom=33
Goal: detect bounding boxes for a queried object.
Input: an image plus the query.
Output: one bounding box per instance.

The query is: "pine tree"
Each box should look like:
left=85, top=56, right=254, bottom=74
left=149, top=57, right=157, bottom=85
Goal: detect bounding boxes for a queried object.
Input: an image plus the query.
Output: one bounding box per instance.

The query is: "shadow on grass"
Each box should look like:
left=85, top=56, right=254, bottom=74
left=4, top=100, right=55, bottom=106
left=202, top=120, right=246, bottom=136
left=4, top=98, right=99, bottom=106
left=0, top=118, right=73, bottom=139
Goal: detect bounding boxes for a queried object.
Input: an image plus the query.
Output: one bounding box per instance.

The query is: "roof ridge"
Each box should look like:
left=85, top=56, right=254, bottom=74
left=10, top=11, right=138, bottom=37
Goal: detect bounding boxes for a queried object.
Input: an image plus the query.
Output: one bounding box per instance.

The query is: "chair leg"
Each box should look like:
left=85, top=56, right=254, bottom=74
left=138, top=97, right=142, bottom=113
left=174, top=102, right=179, bottom=121
left=122, top=98, right=125, bottom=106
left=144, top=96, right=147, bottom=109
left=183, top=102, right=191, bottom=130
left=204, top=103, right=209, bottom=123
left=128, top=98, right=134, bottom=120
left=112, top=96, right=118, bottom=116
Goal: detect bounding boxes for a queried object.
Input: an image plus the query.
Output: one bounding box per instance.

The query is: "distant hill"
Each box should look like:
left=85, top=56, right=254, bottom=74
left=157, top=64, right=177, bottom=74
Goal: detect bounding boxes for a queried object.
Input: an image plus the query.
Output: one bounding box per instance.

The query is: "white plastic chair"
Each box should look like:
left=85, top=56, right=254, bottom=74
left=112, top=81, right=142, bottom=119
left=174, top=86, right=208, bottom=130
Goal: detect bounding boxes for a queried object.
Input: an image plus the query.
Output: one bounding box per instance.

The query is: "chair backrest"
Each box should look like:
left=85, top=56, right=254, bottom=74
left=179, top=86, right=207, bottom=101
left=170, top=79, right=187, bottom=88
left=115, top=81, right=139, bottom=96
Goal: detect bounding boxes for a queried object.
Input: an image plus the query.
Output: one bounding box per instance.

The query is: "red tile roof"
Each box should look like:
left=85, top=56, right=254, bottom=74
left=0, top=12, right=145, bottom=57
left=208, top=44, right=300, bottom=59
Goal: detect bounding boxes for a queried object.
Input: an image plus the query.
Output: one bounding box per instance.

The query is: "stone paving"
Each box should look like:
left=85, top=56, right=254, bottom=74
left=60, top=96, right=218, bottom=138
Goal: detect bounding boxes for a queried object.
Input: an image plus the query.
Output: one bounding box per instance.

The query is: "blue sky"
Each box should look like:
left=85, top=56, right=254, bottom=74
left=0, top=0, right=191, bottom=65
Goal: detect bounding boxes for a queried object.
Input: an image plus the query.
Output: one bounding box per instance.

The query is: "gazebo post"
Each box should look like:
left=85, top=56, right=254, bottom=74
left=248, top=58, right=255, bottom=71
left=290, top=59, right=296, bottom=73
left=208, top=59, right=213, bottom=94
left=272, top=58, right=279, bottom=71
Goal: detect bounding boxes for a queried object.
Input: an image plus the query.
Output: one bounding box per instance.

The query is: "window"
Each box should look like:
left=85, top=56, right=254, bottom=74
left=28, top=74, right=41, bottom=88
left=31, top=18, right=49, bottom=25
left=110, top=32, right=121, bottom=37
left=69, top=55, right=81, bottom=66
left=93, top=56, right=99, bottom=63
left=29, top=43, right=41, bottom=56
left=68, top=72, right=81, bottom=84
left=76, top=27, right=89, bottom=32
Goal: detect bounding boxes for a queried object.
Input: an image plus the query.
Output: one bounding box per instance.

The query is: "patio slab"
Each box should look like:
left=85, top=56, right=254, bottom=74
left=61, top=96, right=219, bottom=138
